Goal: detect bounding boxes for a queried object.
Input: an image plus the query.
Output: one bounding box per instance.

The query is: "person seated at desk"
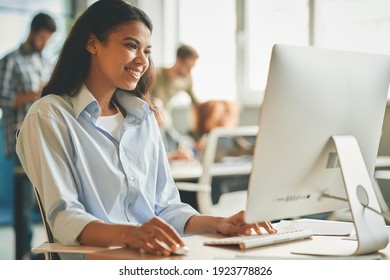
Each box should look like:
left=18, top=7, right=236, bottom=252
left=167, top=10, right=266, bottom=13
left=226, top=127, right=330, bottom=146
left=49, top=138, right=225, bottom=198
left=15, top=0, right=275, bottom=259
left=153, top=97, right=194, bottom=161
left=189, top=99, right=254, bottom=204
left=190, top=99, right=246, bottom=160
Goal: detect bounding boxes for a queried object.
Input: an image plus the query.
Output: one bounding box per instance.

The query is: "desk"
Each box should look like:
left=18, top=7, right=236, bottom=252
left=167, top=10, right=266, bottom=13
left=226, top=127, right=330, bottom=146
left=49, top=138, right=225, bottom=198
left=169, top=160, right=253, bottom=181
left=32, top=219, right=390, bottom=260
left=170, top=160, right=253, bottom=211
left=170, top=160, right=203, bottom=181
left=376, top=156, right=390, bottom=169
left=86, top=234, right=390, bottom=260
left=170, top=156, right=390, bottom=182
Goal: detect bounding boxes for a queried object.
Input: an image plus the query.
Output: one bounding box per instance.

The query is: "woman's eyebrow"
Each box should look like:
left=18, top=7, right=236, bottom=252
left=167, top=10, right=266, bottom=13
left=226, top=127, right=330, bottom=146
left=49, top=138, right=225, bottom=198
left=123, top=36, right=151, bottom=48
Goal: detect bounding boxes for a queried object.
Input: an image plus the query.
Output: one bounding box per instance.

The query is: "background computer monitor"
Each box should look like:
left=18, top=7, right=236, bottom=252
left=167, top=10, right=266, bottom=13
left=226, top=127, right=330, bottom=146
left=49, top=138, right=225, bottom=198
left=246, top=44, right=390, bottom=224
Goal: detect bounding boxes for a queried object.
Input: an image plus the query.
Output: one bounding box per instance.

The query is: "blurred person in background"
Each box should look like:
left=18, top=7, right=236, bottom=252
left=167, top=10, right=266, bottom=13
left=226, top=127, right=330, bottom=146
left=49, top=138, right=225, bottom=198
left=151, top=44, right=199, bottom=108
left=153, top=97, right=194, bottom=161
left=0, top=12, right=57, bottom=259
left=190, top=99, right=240, bottom=157
left=190, top=99, right=256, bottom=206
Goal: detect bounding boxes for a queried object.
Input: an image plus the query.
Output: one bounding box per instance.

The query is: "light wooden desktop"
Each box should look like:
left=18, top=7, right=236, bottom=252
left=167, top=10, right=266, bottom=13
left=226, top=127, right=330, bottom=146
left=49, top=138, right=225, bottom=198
left=33, top=219, right=390, bottom=260
left=169, top=160, right=203, bottom=181
left=169, top=160, right=253, bottom=181
left=376, top=156, right=390, bottom=169
left=83, top=234, right=389, bottom=260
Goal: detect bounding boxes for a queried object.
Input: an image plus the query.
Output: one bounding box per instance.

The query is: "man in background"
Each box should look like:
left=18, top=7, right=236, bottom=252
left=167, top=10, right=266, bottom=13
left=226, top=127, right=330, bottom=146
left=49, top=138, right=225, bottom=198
left=0, top=12, right=57, bottom=259
left=151, top=44, right=200, bottom=107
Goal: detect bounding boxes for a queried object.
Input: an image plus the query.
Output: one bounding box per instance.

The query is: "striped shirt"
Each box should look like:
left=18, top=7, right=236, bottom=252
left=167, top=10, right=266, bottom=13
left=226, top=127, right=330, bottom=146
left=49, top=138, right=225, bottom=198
left=0, top=44, right=51, bottom=156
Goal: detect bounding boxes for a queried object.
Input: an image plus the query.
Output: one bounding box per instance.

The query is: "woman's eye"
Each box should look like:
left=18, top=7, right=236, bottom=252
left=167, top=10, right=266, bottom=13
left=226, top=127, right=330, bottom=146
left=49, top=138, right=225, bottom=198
left=144, top=49, right=151, bottom=56
left=126, top=43, right=137, bottom=50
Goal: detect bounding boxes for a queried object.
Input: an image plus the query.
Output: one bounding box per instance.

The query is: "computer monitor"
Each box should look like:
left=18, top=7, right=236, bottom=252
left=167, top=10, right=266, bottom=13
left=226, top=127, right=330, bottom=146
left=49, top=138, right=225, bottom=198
left=245, top=44, right=390, bottom=255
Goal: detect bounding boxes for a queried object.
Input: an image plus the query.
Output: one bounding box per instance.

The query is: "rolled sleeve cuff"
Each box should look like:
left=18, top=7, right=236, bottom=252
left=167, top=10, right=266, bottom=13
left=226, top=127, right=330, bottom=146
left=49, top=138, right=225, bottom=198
left=165, top=205, right=199, bottom=236
left=52, top=210, right=102, bottom=246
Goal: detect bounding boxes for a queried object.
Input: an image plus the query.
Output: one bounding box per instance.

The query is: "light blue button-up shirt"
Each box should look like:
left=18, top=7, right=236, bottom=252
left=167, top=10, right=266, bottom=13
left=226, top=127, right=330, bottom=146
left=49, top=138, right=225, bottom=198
left=16, top=84, right=198, bottom=247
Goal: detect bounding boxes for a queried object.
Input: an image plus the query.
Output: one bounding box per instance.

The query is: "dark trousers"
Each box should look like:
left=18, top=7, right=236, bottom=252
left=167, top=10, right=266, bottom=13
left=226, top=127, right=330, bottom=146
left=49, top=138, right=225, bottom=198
left=13, top=155, right=35, bottom=260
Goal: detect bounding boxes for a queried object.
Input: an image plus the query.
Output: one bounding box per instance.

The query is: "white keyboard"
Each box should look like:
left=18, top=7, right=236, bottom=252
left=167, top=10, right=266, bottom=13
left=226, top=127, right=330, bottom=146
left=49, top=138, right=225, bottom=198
left=204, top=230, right=313, bottom=249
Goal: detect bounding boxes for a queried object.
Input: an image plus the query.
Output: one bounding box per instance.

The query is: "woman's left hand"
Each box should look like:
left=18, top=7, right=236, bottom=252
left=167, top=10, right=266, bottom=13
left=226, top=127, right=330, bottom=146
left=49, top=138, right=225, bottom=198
left=217, top=210, right=277, bottom=236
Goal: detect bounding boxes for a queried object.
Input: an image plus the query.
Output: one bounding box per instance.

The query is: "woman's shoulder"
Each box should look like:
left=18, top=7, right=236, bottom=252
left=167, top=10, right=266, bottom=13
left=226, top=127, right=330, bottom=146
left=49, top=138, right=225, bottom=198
left=27, top=94, right=73, bottom=119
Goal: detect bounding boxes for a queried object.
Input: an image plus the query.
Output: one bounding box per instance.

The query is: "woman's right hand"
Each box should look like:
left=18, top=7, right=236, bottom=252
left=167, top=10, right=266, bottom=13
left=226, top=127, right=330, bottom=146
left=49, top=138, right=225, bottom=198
left=125, top=217, right=185, bottom=256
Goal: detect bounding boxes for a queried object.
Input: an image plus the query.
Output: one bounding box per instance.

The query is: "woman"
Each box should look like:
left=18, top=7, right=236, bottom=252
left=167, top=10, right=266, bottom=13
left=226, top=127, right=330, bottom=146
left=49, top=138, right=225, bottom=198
left=191, top=99, right=240, bottom=156
left=16, top=0, right=275, bottom=259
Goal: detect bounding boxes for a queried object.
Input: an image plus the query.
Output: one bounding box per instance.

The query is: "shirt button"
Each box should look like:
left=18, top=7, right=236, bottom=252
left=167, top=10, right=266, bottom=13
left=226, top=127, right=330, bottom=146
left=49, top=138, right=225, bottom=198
left=130, top=175, right=135, bottom=181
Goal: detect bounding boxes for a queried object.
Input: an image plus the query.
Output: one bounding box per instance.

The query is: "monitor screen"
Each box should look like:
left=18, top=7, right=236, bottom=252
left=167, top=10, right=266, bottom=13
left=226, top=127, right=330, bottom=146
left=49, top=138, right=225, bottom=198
left=246, top=44, right=390, bottom=224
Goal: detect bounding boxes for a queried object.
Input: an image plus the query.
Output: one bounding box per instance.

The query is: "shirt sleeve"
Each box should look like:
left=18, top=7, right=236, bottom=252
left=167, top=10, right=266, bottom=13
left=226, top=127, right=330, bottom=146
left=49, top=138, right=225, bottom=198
left=0, top=56, right=17, bottom=108
left=15, top=102, right=100, bottom=246
left=186, top=77, right=199, bottom=106
left=152, top=116, right=199, bottom=236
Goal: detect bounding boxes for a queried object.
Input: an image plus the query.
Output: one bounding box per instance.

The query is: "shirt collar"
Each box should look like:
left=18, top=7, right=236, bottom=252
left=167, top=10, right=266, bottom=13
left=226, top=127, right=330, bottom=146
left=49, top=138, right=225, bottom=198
left=19, top=43, right=38, bottom=55
left=114, top=89, right=150, bottom=123
left=71, top=84, right=99, bottom=119
left=71, top=84, right=150, bottom=123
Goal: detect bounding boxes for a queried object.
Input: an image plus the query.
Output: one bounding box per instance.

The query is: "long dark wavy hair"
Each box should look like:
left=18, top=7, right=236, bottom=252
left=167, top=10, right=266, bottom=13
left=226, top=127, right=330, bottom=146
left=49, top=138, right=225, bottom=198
left=42, top=0, right=154, bottom=100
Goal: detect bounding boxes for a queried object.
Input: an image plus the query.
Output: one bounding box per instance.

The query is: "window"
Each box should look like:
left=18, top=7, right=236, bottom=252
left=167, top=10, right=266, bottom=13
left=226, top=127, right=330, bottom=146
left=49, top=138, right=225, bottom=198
left=141, top=0, right=237, bottom=103
left=243, top=0, right=309, bottom=102
left=176, top=0, right=236, bottom=102
left=0, top=0, right=69, bottom=62
left=313, top=0, right=390, bottom=55
left=139, top=0, right=390, bottom=104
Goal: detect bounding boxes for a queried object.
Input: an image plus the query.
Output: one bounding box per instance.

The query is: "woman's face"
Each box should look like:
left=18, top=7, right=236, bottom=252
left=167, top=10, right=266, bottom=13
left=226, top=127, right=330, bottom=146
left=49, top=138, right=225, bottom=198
left=89, top=20, right=151, bottom=91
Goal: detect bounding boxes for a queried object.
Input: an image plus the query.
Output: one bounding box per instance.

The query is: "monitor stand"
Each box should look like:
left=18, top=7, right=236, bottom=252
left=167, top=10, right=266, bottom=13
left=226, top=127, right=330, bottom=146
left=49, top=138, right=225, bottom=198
left=292, top=135, right=388, bottom=256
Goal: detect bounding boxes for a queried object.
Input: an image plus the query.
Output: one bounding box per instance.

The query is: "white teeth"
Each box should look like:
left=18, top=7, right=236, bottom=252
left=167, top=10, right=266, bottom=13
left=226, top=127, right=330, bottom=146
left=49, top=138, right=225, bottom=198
left=126, top=68, right=141, bottom=78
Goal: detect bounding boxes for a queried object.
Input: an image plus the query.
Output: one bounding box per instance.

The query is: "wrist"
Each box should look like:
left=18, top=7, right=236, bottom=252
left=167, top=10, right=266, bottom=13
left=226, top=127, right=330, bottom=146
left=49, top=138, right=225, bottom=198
left=119, top=224, right=138, bottom=246
left=185, top=214, right=224, bottom=235
left=212, top=216, right=224, bottom=234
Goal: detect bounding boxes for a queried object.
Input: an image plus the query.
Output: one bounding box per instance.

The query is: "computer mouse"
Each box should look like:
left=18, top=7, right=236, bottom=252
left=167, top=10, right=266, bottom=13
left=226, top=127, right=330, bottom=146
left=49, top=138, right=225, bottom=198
left=172, top=245, right=189, bottom=255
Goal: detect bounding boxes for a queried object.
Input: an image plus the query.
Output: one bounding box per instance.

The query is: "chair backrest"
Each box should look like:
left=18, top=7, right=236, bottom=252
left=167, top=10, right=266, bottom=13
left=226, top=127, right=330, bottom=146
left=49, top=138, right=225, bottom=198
left=378, top=102, right=390, bottom=156
left=199, top=125, right=258, bottom=184
left=196, top=125, right=259, bottom=216
left=374, top=171, right=390, bottom=212
left=33, top=187, right=61, bottom=260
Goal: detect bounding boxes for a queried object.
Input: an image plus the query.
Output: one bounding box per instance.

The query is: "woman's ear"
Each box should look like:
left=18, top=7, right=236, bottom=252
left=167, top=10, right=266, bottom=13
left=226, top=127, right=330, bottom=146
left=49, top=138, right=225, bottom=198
left=86, top=33, right=98, bottom=54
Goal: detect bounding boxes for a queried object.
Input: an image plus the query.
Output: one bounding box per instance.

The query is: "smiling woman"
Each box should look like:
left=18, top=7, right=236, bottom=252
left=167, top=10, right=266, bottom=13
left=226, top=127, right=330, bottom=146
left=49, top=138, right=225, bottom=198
left=85, top=20, right=152, bottom=115
left=15, top=0, right=275, bottom=260
left=41, top=0, right=154, bottom=102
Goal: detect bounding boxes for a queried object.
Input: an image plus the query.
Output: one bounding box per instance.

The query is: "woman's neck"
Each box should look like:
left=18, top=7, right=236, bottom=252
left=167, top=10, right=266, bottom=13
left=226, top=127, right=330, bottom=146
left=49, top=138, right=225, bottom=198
left=84, top=78, right=117, bottom=116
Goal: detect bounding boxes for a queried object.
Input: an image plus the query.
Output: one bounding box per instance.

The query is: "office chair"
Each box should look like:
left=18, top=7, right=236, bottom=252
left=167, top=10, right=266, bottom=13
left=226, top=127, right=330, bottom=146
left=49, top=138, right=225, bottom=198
left=369, top=102, right=390, bottom=224
left=16, top=136, right=108, bottom=259
left=32, top=186, right=117, bottom=259
left=32, top=187, right=61, bottom=260
left=328, top=102, right=390, bottom=224
left=375, top=101, right=390, bottom=223
left=373, top=171, right=390, bottom=222
left=176, top=126, right=258, bottom=216
left=328, top=173, right=390, bottom=225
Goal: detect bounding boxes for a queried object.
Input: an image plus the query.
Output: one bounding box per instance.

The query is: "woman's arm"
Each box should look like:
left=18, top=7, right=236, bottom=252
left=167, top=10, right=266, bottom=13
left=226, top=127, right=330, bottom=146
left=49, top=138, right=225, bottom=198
left=79, top=217, right=186, bottom=256
left=184, top=211, right=276, bottom=236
